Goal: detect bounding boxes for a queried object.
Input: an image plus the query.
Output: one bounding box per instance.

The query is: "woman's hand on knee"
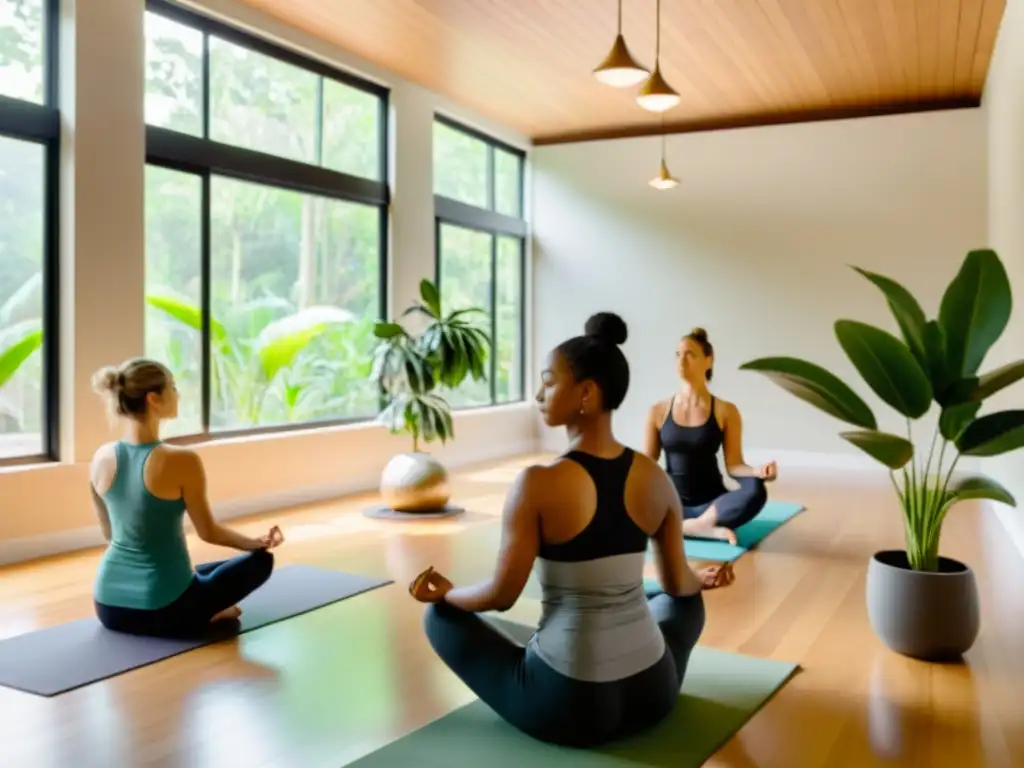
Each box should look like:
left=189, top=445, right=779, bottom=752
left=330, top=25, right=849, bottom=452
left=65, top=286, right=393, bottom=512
left=409, top=566, right=453, bottom=603
left=256, top=525, right=285, bottom=550
left=697, top=563, right=735, bottom=590
left=755, top=461, right=777, bottom=481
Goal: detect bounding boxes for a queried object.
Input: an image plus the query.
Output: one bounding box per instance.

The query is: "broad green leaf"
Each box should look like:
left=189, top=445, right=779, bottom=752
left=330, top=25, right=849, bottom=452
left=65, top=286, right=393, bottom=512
left=957, top=410, right=1024, bottom=456
left=373, top=322, right=404, bottom=339
left=739, top=356, right=877, bottom=429
left=938, top=249, right=1012, bottom=377
left=255, top=306, right=354, bottom=381
left=447, top=307, right=487, bottom=323
left=419, top=279, right=441, bottom=317
left=922, top=321, right=953, bottom=400
left=146, top=294, right=228, bottom=345
left=938, top=376, right=980, bottom=407
left=834, top=319, right=933, bottom=418
left=939, top=401, right=981, bottom=441
left=948, top=475, right=1016, bottom=507
left=853, top=267, right=929, bottom=371
left=0, top=329, right=43, bottom=389
left=839, top=430, right=914, bottom=469
left=976, top=359, right=1024, bottom=400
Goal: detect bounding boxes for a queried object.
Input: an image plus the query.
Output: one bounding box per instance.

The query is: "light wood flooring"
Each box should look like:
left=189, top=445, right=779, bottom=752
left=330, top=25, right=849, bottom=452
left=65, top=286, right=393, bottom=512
left=0, top=453, right=1021, bottom=767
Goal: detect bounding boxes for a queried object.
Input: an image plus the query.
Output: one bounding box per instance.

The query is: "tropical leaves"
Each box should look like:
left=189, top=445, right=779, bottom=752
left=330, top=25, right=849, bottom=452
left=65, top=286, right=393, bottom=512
left=739, top=249, right=1022, bottom=572
left=145, top=293, right=359, bottom=425
left=370, top=279, right=491, bottom=449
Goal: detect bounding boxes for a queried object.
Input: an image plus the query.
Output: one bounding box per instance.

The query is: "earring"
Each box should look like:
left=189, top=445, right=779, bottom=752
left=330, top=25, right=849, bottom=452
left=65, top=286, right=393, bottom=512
left=579, top=402, right=587, bottom=415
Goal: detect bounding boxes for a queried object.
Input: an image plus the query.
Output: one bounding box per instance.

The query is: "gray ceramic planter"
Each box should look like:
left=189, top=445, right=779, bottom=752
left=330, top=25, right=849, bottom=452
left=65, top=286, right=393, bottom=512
left=866, top=550, right=980, bottom=661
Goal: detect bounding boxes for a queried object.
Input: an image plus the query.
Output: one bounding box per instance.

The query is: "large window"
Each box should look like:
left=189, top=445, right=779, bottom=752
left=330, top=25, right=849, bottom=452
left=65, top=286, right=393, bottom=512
left=434, top=117, right=526, bottom=408
left=0, top=0, right=59, bottom=462
left=144, top=1, right=388, bottom=438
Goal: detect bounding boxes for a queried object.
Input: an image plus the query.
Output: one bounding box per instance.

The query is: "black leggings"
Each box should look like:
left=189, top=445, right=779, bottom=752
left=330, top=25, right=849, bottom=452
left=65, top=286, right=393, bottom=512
left=423, top=587, right=706, bottom=748
left=683, top=476, right=767, bottom=530
left=95, top=549, right=274, bottom=638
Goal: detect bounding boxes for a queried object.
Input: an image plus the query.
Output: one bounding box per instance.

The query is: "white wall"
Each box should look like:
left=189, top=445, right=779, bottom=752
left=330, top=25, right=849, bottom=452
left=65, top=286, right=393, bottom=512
left=0, top=0, right=538, bottom=562
left=531, top=109, right=989, bottom=471
left=983, top=0, right=1024, bottom=552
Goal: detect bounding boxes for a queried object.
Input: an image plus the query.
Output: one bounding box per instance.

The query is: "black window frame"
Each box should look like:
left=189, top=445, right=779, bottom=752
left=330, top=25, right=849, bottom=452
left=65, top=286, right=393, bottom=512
left=0, top=0, right=62, bottom=465
left=433, top=115, right=527, bottom=409
left=144, top=0, right=390, bottom=441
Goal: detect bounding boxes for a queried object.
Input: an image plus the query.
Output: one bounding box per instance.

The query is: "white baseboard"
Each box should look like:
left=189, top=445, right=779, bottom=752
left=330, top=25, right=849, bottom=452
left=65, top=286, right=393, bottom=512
left=0, top=438, right=539, bottom=567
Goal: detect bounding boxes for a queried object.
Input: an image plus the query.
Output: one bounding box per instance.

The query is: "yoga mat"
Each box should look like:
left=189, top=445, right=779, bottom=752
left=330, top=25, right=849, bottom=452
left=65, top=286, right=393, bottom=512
left=348, top=620, right=798, bottom=767
left=0, top=565, right=391, bottom=697
left=671, top=500, right=806, bottom=563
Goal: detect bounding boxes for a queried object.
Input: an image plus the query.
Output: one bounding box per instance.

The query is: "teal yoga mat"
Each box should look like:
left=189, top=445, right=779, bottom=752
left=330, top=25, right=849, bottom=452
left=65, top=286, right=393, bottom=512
left=673, top=500, right=806, bottom=562
left=348, top=620, right=798, bottom=767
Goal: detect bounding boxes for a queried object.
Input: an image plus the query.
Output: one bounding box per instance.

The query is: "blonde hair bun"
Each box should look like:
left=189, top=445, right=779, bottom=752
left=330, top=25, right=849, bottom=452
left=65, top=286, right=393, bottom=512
left=92, top=365, right=123, bottom=395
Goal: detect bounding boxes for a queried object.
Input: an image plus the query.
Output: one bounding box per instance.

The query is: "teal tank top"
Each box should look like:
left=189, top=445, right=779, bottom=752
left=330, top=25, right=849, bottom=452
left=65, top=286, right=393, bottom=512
left=93, top=441, right=194, bottom=610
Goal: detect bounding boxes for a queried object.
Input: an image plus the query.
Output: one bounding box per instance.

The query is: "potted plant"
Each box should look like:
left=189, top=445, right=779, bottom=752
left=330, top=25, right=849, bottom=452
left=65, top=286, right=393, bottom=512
left=370, top=279, right=490, bottom=513
left=739, top=249, right=1023, bottom=661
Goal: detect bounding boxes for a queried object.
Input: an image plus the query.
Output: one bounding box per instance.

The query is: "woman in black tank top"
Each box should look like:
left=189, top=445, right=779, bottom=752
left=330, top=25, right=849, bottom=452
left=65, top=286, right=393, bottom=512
left=644, top=328, right=778, bottom=545
left=407, top=313, right=734, bottom=748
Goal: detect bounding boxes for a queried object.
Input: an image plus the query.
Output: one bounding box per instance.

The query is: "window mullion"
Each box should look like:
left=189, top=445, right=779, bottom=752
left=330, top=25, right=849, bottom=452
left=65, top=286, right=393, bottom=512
left=490, top=234, right=498, bottom=405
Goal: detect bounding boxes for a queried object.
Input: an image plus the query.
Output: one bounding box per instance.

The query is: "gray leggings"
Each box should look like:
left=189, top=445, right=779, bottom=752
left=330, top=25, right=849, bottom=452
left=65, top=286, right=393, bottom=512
left=423, top=587, right=706, bottom=748
left=683, top=476, right=768, bottom=530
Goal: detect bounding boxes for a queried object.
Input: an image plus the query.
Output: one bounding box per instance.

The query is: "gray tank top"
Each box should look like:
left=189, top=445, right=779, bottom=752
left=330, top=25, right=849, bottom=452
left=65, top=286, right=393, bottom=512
left=526, top=449, right=666, bottom=683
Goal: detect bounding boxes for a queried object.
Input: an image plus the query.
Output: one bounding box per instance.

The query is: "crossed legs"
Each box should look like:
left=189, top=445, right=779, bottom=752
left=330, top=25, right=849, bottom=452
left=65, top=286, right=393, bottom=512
left=422, top=589, right=706, bottom=747
left=682, top=476, right=768, bottom=545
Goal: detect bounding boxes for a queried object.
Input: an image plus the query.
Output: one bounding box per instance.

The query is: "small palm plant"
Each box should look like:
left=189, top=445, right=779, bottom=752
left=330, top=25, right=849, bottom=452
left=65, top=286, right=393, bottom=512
left=371, top=279, right=490, bottom=452
left=740, top=249, right=1024, bottom=572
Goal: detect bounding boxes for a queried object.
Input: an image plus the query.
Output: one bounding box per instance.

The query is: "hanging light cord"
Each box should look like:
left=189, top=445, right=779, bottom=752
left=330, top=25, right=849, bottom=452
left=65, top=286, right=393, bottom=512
left=617, top=0, right=623, bottom=33
left=655, top=0, right=661, bottom=63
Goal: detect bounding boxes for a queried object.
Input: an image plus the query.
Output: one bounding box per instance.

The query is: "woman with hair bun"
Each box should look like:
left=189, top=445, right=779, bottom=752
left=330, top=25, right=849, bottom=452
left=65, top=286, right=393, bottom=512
left=408, top=313, right=732, bottom=748
left=644, top=328, right=777, bottom=546
left=89, top=358, right=283, bottom=637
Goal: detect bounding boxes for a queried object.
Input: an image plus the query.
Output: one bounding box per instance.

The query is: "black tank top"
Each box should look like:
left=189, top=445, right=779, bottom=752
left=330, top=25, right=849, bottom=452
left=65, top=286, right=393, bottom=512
left=538, top=448, right=648, bottom=562
left=659, top=396, right=727, bottom=506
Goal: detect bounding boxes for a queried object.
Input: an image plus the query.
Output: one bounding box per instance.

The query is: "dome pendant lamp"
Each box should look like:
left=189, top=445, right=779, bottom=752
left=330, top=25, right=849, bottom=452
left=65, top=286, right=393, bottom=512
left=593, top=0, right=649, bottom=88
left=637, top=0, right=680, bottom=112
left=649, top=127, right=679, bottom=190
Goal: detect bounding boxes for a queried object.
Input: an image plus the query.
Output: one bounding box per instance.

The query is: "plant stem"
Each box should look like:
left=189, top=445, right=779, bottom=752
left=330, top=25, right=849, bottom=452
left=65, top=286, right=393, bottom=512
left=924, top=423, right=939, bottom=485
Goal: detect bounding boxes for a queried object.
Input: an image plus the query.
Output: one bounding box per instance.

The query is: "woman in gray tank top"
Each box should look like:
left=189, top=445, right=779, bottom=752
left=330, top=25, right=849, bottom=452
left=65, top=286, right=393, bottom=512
left=410, top=312, right=735, bottom=748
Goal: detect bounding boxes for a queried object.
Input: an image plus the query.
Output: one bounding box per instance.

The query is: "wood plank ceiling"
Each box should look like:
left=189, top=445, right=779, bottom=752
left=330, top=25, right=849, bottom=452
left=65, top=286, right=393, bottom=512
left=235, top=0, right=1007, bottom=145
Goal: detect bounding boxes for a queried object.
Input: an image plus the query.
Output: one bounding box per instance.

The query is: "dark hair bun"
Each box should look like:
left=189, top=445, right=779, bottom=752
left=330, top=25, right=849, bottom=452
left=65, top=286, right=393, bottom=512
left=584, top=312, right=628, bottom=346
left=690, top=327, right=709, bottom=343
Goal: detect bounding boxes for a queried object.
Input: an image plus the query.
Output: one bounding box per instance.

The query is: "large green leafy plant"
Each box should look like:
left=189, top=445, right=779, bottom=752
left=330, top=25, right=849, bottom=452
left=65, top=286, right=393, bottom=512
left=740, top=249, right=1023, bottom=572
left=146, top=293, right=365, bottom=425
left=371, top=279, right=490, bottom=452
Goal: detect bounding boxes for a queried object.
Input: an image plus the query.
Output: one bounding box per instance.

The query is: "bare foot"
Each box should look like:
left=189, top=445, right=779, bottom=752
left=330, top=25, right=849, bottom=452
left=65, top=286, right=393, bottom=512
left=683, top=512, right=738, bottom=546
left=210, top=605, right=242, bottom=623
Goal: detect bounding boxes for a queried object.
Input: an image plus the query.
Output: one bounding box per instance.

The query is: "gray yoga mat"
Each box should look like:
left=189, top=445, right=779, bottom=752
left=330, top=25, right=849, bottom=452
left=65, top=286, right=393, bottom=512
left=0, top=565, right=391, bottom=697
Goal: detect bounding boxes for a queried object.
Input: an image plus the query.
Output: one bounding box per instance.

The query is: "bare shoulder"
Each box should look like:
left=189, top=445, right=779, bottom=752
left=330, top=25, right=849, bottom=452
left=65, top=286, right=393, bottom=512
left=502, top=462, right=562, bottom=514
left=629, top=450, right=673, bottom=489
left=91, top=441, right=116, bottom=465
left=90, top=441, right=117, bottom=475
left=156, top=444, right=204, bottom=474
left=648, top=396, right=672, bottom=424
left=716, top=397, right=741, bottom=421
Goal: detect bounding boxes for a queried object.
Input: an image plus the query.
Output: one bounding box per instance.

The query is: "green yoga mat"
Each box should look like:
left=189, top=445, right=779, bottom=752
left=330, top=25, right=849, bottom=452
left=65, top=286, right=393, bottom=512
left=670, top=500, right=806, bottom=563
left=348, top=623, right=798, bottom=767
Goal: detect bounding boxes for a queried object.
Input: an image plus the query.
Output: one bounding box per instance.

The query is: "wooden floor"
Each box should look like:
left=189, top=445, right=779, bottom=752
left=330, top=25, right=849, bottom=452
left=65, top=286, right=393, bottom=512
left=0, top=453, right=1021, bottom=767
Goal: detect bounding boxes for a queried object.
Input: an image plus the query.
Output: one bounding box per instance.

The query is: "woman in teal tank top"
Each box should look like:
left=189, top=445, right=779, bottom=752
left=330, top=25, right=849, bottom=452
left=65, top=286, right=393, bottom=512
left=89, top=358, right=285, bottom=637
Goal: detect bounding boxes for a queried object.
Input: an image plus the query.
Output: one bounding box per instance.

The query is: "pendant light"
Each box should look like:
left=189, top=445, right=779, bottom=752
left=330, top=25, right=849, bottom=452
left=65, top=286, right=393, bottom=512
left=637, top=0, right=680, bottom=112
left=593, top=0, right=648, bottom=87
left=649, top=126, right=679, bottom=190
